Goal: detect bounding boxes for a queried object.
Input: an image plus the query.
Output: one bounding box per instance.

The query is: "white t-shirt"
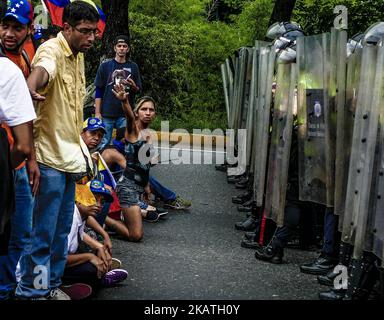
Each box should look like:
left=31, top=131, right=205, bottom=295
left=0, top=57, right=36, bottom=126
left=67, top=205, right=85, bottom=254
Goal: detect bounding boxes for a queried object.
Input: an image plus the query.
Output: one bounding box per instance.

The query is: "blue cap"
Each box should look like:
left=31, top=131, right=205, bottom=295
left=83, top=117, right=106, bottom=134
left=89, top=179, right=113, bottom=203
left=4, top=0, right=33, bottom=25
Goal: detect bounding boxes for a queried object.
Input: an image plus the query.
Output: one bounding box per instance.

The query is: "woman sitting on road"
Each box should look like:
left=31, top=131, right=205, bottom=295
left=112, top=82, right=157, bottom=241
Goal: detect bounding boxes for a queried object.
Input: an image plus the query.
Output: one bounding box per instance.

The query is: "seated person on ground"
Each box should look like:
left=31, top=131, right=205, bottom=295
left=101, top=127, right=191, bottom=210
left=63, top=179, right=128, bottom=290
left=80, top=117, right=167, bottom=233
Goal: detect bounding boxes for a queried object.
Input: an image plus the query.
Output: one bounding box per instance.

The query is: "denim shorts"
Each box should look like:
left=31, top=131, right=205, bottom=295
left=116, top=175, right=144, bottom=208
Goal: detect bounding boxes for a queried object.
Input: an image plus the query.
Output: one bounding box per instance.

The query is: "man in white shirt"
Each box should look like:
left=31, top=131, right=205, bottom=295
left=0, top=48, right=36, bottom=300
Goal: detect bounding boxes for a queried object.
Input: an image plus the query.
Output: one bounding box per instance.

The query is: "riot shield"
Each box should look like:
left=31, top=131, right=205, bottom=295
left=329, top=29, right=347, bottom=212
left=296, top=33, right=335, bottom=206
left=221, top=63, right=231, bottom=127
left=371, top=123, right=384, bottom=264
left=229, top=49, right=241, bottom=130
left=264, top=63, right=296, bottom=226
left=249, top=41, right=271, bottom=176
left=240, top=48, right=254, bottom=131
left=336, top=47, right=362, bottom=231
left=253, top=45, right=276, bottom=207
left=233, top=48, right=250, bottom=132
left=245, top=47, right=257, bottom=167
left=366, top=45, right=384, bottom=263
left=341, top=45, right=383, bottom=260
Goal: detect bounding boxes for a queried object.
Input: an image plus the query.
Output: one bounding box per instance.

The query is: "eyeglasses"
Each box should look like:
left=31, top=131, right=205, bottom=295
left=72, top=25, right=100, bottom=37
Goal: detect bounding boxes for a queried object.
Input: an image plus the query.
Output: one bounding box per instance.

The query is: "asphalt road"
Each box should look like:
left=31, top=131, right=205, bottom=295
left=96, top=154, right=325, bottom=300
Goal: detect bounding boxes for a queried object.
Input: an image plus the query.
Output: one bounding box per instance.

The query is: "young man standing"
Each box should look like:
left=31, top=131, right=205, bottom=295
left=0, top=0, right=40, bottom=299
left=15, top=1, right=99, bottom=300
left=94, top=34, right=141, bottom=150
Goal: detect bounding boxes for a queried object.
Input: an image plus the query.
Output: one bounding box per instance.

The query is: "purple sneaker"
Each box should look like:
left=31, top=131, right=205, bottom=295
left=102, top=269, right=128, bottom=286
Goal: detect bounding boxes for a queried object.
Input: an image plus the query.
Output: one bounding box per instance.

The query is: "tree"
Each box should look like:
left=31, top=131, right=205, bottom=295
left=100, top=0, right=129, bottom=58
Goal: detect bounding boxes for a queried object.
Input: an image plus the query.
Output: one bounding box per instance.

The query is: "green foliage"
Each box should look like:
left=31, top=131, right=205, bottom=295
left=128, top=12, right=243, bottom=130
left=293, top=0, right=384, bottom=36
left=233, top=0, right=274, bottom=45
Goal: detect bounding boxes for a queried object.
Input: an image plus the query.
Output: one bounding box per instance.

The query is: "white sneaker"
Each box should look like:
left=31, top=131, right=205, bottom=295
left=47, top=288, right=71, bottom=300
left=111, top=258, right=122, bottom=270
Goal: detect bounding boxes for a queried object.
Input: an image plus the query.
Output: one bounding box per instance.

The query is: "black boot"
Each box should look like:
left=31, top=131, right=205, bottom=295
left=317, top=269, right=340, bottom=287
left=237, top=202, right=256, bottom=213
left=244, top=231, right=256, bottom=241
left=227, top=175, right=243, bottom=184
left=319, top=288, right=346, bottom=300
left=300, top=253, right=338, bottom=275
left=235, top=216, right=258, bottom=231
left=254, top=237, right=284, bottom=264
left=232, top=191, right=252, bottom=204
left=235, top=178, right=249, bottom=189
left=344, top=252, right=379, bottom=300
left=317, top=242, right=353, bottom=286
left=215, top=164, right=227, bottom=172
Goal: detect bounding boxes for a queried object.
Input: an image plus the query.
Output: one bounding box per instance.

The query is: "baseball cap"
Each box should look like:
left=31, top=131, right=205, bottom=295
left=4, top=0, right=33, bottom=25
left=114, top=34, right=129, bottom=46
left=89, top=179, right=113, bottom=203
left=83, top=117, right=106, bottom=134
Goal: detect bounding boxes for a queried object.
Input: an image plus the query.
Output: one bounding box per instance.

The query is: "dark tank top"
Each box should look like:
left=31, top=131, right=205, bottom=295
left=123, top=139, right=152, bottom=187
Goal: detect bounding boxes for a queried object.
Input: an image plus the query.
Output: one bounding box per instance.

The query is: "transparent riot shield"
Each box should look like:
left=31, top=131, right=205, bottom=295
left=253, top=45, right=276, bottom=207
left=229, top=49, right=242, bottom=130
left=296, top=33, right=334, bottom=206
left=240, top=48, right=254, bottom=131
left=336, top=47, right=362, bottom=231
left=264, top=63, right=296, bottom=226
left=249, top=41, right=271, bottom=177
left=245, top=47, right=258, bottom=167
left=327, top=29, right=350, bottom=215
left=365, top=45, right=384, bottom=263
left=221, top=63, right=231, bottom=127
left=371, top=121, right=384, bottom=264
left=341, top=45, right=383, bottom=260
left=225, top=55, right=235, bottom=128
left=234, top=48, right=250, bottom=132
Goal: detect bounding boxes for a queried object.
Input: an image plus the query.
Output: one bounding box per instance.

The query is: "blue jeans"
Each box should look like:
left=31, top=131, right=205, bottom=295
left=99, top=117, right=126, bottom=150
left=149, top=176, right=176, bottom=202
left=0, top=166, right=34, bottom=299
left=15, top=164, right=75, bottom=298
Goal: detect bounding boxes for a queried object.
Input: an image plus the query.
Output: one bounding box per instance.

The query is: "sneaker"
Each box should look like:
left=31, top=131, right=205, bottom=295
left=47, top=288, right=71, bottom=300
left=143, top=210, right=159, bottom=222
left=111, top=258, right=122, bottom=270
left=101, top=269, right=128, bottom=286
left=155, top=207, right=168, bottom=219
left=60, top=283, right=92, bottom=300
left=164, top=196, right=191, bottom=210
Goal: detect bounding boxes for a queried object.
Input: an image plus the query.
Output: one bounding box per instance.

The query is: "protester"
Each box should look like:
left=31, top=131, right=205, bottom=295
left=0, top=0, right=41, bottom=299
left=63, top=179, right=128, bottom=292
left=15, top=1, right=100, bottom=300
left=0, top=3, right=36, bottom=298
left=94, top=34, right=141, bottom=150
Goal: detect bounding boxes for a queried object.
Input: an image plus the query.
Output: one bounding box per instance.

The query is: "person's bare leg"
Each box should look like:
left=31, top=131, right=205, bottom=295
left=121, top=205, right=143, bottom=242
left=105, top=216, right=131, bottom=239
left=101, top=148, right=126, bottom=169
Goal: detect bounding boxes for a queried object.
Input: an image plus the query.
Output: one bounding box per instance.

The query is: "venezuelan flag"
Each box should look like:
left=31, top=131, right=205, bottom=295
left=43, top=0, right=70, bottom=27
left=94, top=152, right=117, bottom=189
